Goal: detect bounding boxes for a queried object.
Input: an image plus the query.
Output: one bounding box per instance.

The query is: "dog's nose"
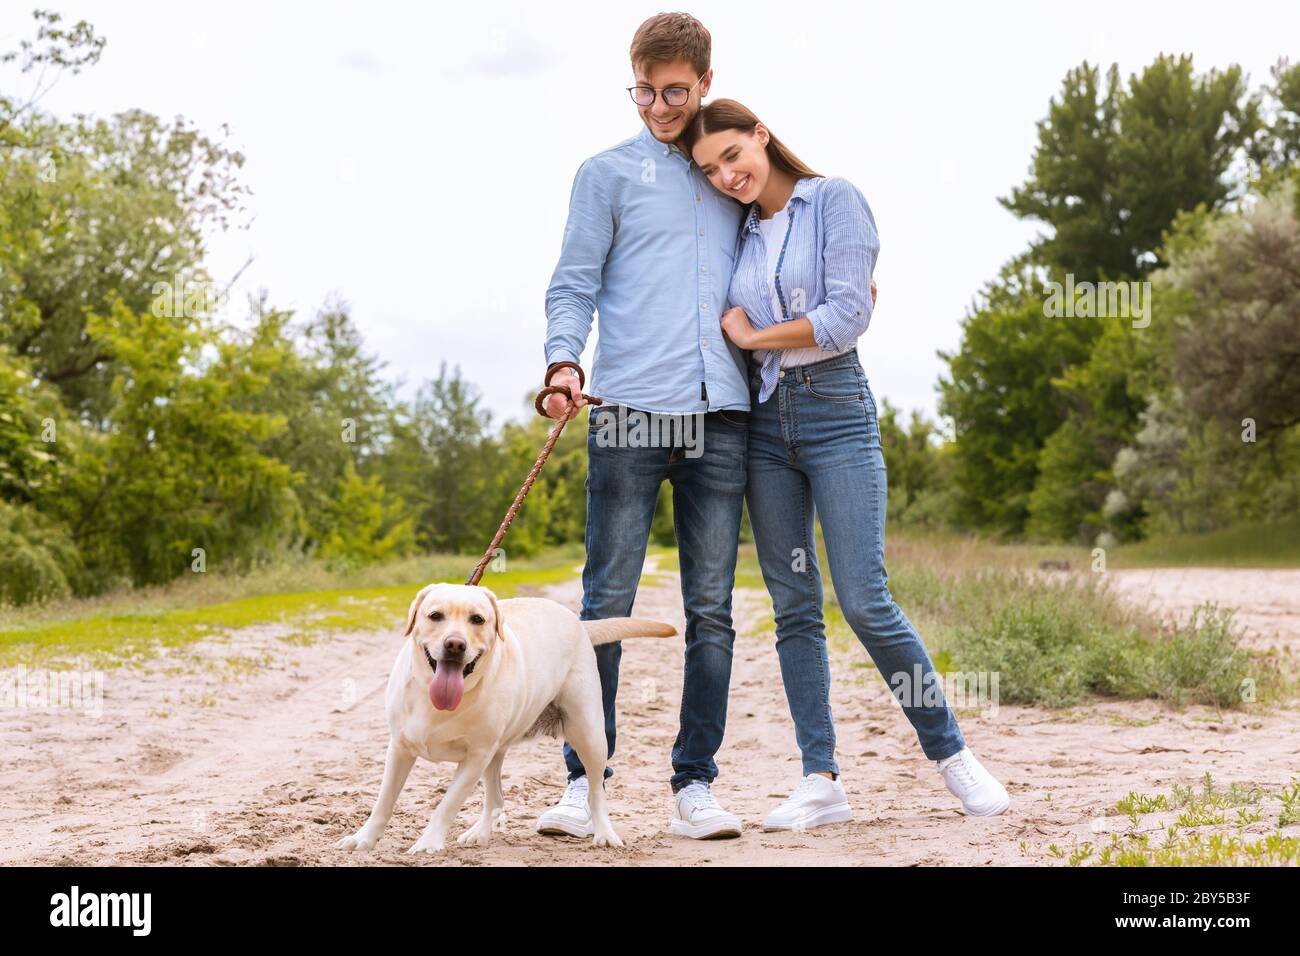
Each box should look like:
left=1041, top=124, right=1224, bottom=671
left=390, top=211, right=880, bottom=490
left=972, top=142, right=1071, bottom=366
left=443, top=635, right=467, bottom=656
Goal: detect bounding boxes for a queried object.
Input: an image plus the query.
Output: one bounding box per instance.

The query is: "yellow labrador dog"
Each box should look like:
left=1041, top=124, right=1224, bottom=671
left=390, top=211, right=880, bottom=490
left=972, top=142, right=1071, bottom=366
left=336, top=582, right=676, bottom=854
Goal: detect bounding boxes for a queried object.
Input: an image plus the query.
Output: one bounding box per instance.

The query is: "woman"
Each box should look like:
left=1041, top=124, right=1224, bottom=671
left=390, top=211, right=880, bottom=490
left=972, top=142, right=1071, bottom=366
left=683, top=100, right=1010, bottom=830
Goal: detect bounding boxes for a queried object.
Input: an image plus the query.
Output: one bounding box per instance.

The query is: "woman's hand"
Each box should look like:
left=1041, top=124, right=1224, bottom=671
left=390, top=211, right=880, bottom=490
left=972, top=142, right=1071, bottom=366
left=720, top=306, right=756, bottom=349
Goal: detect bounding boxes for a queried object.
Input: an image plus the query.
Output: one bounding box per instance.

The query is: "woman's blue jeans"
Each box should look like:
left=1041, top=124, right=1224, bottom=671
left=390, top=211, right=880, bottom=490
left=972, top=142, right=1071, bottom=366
left=745, top=350, right=966, bottom=774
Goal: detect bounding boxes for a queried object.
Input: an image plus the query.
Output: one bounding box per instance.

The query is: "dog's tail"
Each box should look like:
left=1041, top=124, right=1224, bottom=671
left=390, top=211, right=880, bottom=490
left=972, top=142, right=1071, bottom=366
left=582, top=617, right=678, bottom=646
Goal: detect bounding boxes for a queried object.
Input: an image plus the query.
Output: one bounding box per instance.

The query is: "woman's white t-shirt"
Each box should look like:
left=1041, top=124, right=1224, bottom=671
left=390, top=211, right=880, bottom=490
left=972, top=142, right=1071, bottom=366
left=750, top=206, right=851, bottom=369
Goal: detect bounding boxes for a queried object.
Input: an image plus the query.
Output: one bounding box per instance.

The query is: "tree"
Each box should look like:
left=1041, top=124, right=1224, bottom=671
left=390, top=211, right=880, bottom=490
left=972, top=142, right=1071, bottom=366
left=0, top=343, right=65, bottom=504
left=47, top=301, right=298, bottom=589
left=1002, top=55, right=1259, bottom=281
left=318, top=460, right=414, bottom=571
left=1025, top=317, right=1158, bottom=542
left=938, top=266, right=1097, bottom=534
left=948, top=53, right=1266, bottom=542
left=1104, top=178, right=1300, bottom=537
left=1260, top=58, right=1300, bottom=169
left=878, top=399, right=953, bottom=528
left=2, top=9, right=248, bottom=425
left=229, top=295, right=398, bottom=554
left=1161, top=181, right=1300, bottom=435
left=384, top=363, right=499, bottom=555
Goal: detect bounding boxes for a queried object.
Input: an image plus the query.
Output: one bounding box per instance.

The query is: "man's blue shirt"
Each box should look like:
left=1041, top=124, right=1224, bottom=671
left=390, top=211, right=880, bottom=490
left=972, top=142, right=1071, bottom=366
left=545, top=125, right=749, bottom=413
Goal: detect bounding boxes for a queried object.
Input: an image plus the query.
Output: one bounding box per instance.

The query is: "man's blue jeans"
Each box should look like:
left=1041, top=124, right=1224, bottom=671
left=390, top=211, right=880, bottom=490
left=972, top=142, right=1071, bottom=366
left=562, top=404, right=748, bottom=793
left=745, top=350, right=966, bottom=774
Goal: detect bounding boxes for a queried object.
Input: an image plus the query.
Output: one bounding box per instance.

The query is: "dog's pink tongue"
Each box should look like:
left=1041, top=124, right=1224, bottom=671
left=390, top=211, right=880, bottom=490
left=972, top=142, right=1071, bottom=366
left=430, top=660, right=465, bottom=711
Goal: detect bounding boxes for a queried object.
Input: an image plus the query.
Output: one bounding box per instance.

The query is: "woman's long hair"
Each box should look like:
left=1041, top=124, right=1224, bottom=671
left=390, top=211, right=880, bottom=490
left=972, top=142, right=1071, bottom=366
left=682, top=98, right=822, bottom=180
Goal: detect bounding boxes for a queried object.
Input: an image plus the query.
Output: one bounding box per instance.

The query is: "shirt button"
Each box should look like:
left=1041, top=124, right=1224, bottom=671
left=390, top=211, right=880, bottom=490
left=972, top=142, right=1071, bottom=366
left=698, top=228, right=705, bottom=236
left=700, top=265, right=706, bottom=272
left=702, top=339, right=711, bottom=349
left=695, top=193, right=702, bottom=202
left=701, top=303, right=709, bottom=310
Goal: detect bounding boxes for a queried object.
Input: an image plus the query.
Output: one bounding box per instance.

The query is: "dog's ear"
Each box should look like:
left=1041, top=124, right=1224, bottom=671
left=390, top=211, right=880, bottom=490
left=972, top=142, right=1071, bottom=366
left=403, top=583, right=439, bottom=637
left=481, top=587, right=506, bottom=643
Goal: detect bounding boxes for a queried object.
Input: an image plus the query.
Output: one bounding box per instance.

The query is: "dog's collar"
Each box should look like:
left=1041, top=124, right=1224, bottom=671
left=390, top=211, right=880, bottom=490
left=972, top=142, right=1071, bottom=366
left=424, top=645, right=484, bottom=677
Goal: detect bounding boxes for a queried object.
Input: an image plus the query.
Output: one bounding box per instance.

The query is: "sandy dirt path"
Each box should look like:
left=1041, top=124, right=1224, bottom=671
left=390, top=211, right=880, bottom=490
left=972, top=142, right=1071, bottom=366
left=2, top=558, right=1297, bottom=866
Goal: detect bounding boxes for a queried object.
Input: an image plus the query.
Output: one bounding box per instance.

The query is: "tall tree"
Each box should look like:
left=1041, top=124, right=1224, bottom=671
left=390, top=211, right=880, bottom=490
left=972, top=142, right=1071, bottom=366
left=2, top=9, right=248, bottom=424
left=938, top=266, right=1097, bottom=534
left=1002, top=55, right=1259, bottom=280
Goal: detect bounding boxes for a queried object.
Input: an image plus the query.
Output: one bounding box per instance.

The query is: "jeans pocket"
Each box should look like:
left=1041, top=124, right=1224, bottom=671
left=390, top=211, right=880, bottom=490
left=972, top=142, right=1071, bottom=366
left=805, top=365, right=864, bottom=403
left=716, top=409, right=749, bottom=430
left=588, top=405, right=622, bottom=437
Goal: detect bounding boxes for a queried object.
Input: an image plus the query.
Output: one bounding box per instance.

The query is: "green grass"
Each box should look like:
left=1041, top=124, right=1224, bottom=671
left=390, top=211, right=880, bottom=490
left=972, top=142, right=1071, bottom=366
left=1075, top=773, right=1300, bottom=866
left=1106, top=516, right=1300, bottom=568
left=0, top=546, right=585, bottom=668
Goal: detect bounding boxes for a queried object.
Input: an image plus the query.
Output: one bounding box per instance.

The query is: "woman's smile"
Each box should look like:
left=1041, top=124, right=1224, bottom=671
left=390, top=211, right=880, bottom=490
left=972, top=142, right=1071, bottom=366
left=727, top=173, right=753, bottom=195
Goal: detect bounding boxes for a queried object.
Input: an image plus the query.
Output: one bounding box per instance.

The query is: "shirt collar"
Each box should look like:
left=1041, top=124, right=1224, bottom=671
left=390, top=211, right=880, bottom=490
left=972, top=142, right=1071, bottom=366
left=637, top=123, right=687, bottom=159
left=742, top=175, right=820, bottom=235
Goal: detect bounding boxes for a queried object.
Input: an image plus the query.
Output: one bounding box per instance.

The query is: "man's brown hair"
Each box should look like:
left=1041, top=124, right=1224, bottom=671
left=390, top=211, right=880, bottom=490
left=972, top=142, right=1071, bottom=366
left=630, top=12, right=711, bottom=78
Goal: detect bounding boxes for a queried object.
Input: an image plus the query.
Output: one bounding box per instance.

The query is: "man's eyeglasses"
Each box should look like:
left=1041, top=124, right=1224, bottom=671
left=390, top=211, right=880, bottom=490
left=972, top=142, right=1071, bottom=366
left=626, top=74, right=704, bottom=108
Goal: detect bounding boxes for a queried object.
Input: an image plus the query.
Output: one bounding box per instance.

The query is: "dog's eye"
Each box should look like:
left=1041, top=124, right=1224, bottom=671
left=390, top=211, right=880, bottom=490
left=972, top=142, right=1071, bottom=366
left=427, top=610, right=443, bottom=621
left=468, top=614, right=486, bottom=626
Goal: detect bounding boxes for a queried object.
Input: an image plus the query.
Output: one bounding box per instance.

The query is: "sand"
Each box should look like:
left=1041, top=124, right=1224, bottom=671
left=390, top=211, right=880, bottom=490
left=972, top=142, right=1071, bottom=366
left=2, top=558, right=1297, bottom=866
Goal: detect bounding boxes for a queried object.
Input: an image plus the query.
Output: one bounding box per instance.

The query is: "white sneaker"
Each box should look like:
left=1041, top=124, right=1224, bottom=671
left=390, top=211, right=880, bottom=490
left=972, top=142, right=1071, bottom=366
left=536, top=775, right=593, bottom=837
left=762, top=773, right=852, bottom=831
left=936, top=747, right=1011, bottom=816
left=671, top=781, right=742, bottom=839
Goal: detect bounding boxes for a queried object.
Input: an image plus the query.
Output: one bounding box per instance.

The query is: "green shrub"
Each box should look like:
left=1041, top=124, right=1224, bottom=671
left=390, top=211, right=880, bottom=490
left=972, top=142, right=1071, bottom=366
left=1139, top=604, right=1253, bottom=707
left=948, top=572, right=1257, bottom=707
left=0, top=501, right=80, bottom=606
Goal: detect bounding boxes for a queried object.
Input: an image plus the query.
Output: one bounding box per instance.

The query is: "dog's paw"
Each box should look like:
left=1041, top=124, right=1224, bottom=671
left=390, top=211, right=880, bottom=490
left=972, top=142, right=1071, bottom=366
left=457, top=820, right=493, bottom=846
left=336, top=830, right=378, bottom=851
left=407, top=832, right=446, bottom=854
left=592, top=827, right=624, bottom=848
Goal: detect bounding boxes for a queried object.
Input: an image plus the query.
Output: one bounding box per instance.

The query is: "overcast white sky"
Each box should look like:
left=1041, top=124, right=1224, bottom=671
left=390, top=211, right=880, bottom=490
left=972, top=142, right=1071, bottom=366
left=4, top=1, right=1296, bottom=426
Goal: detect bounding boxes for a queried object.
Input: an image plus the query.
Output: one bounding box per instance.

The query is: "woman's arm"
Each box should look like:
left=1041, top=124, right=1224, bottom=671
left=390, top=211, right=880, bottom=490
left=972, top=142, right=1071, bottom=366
left=720, top=278, right=879, bottom=350
left=798, top=177, right=880, bottom=352
left=747, top=316, right=818, bottom=350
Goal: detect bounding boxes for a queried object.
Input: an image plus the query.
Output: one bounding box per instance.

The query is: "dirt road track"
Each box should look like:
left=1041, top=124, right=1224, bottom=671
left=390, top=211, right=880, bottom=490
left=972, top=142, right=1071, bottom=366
left=2, top=560, right=1297, bottom=865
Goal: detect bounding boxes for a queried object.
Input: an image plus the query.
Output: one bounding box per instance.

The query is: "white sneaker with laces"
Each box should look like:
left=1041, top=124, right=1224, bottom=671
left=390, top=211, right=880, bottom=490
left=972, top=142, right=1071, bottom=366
left=671, top=781, right=742, bottom=839
left=762, top=773, right=852, bottom=831
left=536, top=775, right=593, bottom=837
left=936, top=747, right=1011, bottom=816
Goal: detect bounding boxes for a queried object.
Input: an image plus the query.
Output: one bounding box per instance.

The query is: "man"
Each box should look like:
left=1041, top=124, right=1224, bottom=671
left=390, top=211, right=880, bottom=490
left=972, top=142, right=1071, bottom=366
left=538, top=12, right=749, bottom=839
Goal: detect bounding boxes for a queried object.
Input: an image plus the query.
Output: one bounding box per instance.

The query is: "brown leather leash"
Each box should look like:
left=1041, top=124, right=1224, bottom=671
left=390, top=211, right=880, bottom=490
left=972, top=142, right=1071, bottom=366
left=465, top=361, right=603, bottom=586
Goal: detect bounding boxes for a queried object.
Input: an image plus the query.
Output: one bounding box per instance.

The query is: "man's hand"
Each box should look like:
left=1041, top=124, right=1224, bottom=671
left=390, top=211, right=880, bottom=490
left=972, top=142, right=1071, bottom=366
left=543, top=367, right=586, bottom=421
left=719, top=306, right=756, bottom=349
